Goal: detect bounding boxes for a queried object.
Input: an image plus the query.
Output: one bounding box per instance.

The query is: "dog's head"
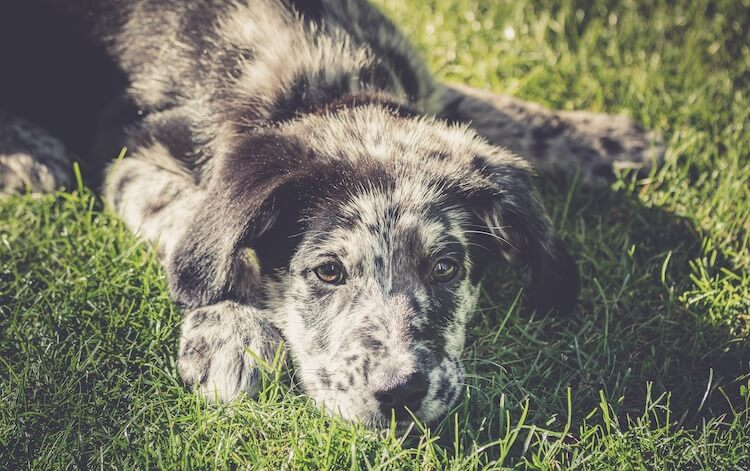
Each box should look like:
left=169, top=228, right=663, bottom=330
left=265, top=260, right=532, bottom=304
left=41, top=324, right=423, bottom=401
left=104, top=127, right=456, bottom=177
left=169, top=102, right=578, bottom=426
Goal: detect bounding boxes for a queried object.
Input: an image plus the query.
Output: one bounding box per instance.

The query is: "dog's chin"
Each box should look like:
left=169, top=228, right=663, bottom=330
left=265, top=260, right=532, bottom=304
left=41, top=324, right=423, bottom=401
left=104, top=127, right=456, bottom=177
left=304, top=357, right=465, bottom=429
left=365, top=414, right=423, bottom=431
left=312, top=389, right=461, bottom=430
left=335, top=408, right=438, bottom=431
left=360, top=400, right=459, bottom=430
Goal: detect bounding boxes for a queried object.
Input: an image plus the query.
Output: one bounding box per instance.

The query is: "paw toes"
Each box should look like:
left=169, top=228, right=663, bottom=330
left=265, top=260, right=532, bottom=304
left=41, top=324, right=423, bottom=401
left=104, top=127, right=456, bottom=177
left=178, top=336, right=211, bottom=386
left=176, top=303, right=282, bottom=402
left=178, top=335, right=265, bottom=402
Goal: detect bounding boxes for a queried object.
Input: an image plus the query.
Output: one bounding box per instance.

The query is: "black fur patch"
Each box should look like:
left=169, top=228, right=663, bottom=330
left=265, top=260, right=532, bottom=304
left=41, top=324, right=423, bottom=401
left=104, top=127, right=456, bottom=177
left=531, top=120, right=566, bottom=140
left=309, top=91, right=418, bottom=120
left=318, top=367, right=332, bottom=388
left=111, top=172, right=135, bottom=211
left=600, top=136, right=624, bottom=154
left=183, top=337, right=208, bottom=358
left=437, top=94, right=465, bottom=125
left=284, top=0, right=325, bottom=22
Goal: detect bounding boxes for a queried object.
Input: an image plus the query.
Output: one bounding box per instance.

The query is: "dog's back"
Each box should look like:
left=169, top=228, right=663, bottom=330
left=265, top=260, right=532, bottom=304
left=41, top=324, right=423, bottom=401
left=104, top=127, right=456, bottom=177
left=0, top=0, right=432, bottom=179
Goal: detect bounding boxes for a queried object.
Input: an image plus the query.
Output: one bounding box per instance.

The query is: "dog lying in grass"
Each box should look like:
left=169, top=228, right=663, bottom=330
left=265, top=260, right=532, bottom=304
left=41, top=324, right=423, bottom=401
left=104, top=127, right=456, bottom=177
left=0, top=0, right=660, bottom=427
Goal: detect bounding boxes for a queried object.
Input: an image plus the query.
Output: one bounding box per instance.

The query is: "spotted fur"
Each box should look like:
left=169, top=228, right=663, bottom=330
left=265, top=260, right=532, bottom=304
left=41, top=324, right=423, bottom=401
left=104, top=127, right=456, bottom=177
left=437, top=84, right=664, bottom=185
left=0, top=0, right=662, bottom=426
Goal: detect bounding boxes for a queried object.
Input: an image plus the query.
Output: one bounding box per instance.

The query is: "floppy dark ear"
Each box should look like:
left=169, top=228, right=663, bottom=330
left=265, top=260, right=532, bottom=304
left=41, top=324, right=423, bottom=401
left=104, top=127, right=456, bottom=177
left=468, top=155, right=579, bottom=314
left=168, top=134, right=317, bottom=308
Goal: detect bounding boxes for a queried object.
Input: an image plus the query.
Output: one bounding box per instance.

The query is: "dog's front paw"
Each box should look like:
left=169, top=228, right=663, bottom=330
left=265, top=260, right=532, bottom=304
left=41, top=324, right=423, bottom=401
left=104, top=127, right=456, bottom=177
left=556, top=110, right=665, bottom=185
left=177, top=302, right=282, bottom=402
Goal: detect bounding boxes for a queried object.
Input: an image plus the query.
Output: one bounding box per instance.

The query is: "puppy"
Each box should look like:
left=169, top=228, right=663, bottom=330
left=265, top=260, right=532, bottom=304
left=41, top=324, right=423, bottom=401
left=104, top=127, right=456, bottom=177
left=0, top=0, right=660, bottom=427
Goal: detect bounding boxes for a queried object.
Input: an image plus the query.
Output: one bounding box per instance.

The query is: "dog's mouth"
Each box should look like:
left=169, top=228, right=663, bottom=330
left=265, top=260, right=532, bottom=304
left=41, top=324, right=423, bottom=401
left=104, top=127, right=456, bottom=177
left=374, top=402, right=427, bottom=426
left=358, top=405, right=429, bottom=430
left=312, top=377, right=462, bottom=429
left=312, top=391, right=432, bottom=427
left=365, top=397, right=451, bottom=430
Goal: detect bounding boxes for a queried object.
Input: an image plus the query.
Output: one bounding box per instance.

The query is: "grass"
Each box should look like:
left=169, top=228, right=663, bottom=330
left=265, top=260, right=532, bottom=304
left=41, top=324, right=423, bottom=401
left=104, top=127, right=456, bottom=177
left=1, top=0, right=749, bottom=468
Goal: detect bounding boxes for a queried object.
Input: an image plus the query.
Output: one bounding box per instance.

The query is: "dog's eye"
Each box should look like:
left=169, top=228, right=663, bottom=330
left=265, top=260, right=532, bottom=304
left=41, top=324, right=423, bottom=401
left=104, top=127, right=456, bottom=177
left=314, top=262, right=345, bottom=284
left=430, top=259, right=459, bottom=284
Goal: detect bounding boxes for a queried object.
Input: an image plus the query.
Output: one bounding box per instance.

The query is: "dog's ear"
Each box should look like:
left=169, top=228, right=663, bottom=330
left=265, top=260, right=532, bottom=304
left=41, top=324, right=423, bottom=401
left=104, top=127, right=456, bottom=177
left=168, top=134, right=330, bottom=308
left=465, top=154, right=579, bottom=314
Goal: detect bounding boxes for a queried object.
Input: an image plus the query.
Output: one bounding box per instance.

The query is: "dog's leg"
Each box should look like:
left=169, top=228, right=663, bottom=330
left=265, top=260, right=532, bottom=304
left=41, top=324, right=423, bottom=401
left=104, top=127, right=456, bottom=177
left=434, top=83, right=664, bottom=185
left=103, top=140, right=283, bottom=401
left=0, top=111, right=71, bottom=195
left=102, top=141, right=202, bottom=262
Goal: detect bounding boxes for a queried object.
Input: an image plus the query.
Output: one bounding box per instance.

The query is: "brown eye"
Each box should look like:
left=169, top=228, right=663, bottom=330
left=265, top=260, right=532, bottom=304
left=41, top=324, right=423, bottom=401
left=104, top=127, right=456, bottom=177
left=430, top=259, right=459, bottom=284
left=314, top=262, right=345, bottom=284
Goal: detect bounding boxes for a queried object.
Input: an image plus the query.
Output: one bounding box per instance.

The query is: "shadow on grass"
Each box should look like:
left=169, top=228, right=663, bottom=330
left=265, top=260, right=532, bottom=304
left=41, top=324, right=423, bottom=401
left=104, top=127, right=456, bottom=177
left=429, top=178, right=750, bottom=456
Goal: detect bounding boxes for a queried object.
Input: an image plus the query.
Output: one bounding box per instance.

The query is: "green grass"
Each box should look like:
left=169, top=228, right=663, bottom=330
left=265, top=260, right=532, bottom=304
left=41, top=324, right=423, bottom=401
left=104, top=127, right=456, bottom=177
left=2, top=0, right=750, bottom=468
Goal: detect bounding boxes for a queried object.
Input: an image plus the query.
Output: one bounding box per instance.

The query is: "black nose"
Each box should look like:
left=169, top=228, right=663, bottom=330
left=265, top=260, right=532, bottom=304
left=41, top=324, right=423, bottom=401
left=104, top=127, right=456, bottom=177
left=373, top=372, right=429, bottom=419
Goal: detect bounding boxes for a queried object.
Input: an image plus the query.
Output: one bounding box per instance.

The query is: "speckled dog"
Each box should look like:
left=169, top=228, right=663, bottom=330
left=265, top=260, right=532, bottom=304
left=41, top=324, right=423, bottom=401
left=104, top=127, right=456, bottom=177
left=0, top=0, right=661, bottom=427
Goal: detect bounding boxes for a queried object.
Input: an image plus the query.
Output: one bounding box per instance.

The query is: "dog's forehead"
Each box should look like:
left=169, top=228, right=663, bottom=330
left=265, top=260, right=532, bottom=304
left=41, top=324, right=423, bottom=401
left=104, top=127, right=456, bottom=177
left=306, top=177, right=470, bottom=263
left=283, top=105, right=530, bottom=265
left=340, top=177, right=444, bottom=227
left=283, top=105, right=494, bottom=169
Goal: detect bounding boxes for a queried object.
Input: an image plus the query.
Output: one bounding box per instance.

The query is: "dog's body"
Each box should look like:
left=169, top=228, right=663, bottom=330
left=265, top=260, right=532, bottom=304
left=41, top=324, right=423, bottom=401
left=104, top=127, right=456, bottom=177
left=0, top=0, right=660, bottom=426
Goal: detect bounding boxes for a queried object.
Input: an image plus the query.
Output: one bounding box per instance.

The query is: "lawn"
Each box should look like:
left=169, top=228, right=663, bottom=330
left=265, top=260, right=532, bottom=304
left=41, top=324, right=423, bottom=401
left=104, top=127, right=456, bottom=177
left=1, top=0, right=749, bottom=468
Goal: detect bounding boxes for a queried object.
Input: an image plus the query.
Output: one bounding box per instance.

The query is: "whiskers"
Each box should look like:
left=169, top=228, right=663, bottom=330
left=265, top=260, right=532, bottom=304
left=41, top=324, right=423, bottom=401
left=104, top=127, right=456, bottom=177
left=462, top=229, right=517, bottom=252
